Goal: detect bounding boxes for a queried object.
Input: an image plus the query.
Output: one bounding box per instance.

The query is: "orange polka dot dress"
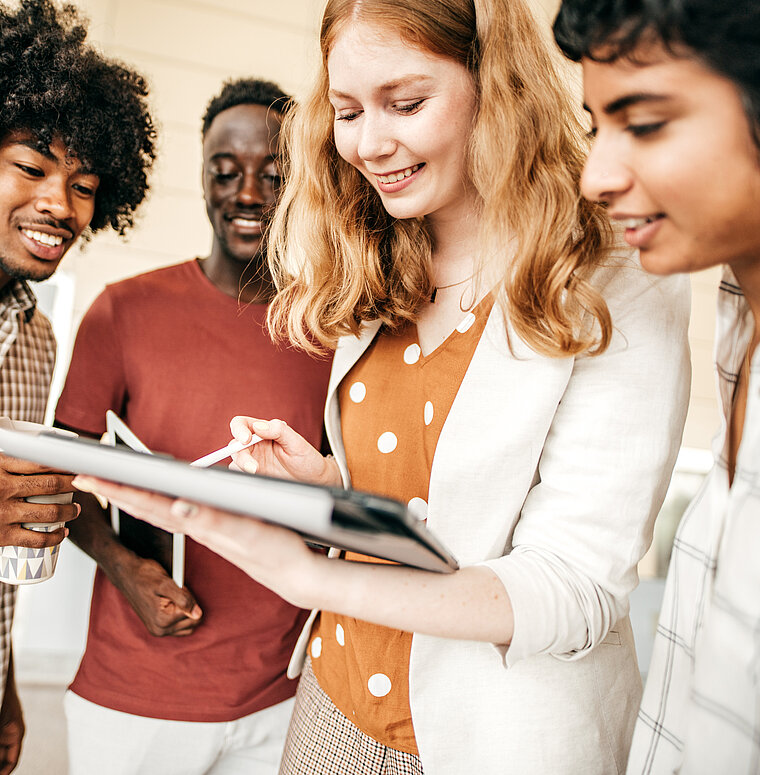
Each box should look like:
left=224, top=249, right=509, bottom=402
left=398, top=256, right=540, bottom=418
left=310, top=295, right=494, bottom=754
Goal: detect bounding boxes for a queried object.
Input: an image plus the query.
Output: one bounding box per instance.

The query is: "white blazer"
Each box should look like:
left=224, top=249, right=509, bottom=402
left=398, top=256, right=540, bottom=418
left=289, top=256, right=691, bottom=774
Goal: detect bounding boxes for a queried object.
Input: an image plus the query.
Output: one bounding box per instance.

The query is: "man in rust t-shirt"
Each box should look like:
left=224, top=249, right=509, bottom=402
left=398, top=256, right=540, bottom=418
left=55, top=79, right=331, bottom=774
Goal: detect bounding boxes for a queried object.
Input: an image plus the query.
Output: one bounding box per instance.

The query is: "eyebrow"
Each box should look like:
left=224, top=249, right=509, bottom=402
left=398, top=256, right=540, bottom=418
left=12, top=138, right=96, bottom=175
left=583, top=92, right=671, bottom=116
left=328, top=74, right=434, bottom=100
left=15, top=138, right=56, bottom=161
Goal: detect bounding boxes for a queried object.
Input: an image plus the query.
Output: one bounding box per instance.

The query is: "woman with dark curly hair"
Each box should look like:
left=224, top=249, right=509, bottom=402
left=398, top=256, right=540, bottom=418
left=0, top=1, right=154, bottom=771
left=554, top=1, right=760, bottom=773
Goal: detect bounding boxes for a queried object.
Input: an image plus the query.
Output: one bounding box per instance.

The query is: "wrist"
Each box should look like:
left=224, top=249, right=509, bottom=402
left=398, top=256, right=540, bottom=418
left=321, top=455, right=342, bottom=487
left=99, top=541, right=143, bottom=590
left=280, top=547, right=330, bottom=609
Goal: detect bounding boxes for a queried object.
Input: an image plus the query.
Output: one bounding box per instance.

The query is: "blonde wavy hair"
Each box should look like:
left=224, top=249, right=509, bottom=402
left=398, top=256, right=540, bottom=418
left=267, top=0, right=614, bottom=357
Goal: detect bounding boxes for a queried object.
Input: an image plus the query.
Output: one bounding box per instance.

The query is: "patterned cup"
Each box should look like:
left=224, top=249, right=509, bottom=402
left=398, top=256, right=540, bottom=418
left=0, top=419, right=77, bottom=585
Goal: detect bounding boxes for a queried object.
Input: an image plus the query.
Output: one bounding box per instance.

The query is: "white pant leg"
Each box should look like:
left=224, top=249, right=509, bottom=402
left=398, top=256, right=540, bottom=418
left=208, top=697, right=295, bottom=775
left=64, top=691, right=226, bottom=775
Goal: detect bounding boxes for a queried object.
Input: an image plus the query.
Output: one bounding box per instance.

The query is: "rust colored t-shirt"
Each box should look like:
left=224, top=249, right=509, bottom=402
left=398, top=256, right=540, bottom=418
left=311, top=296, right=493, bottom=753
left=56, top=259, right=332, bottom=722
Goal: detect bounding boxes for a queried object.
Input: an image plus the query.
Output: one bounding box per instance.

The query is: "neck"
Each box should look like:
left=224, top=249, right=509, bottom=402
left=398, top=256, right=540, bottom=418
left=426, top=191, right=482, bottom=287
left=201, top=243, right=275, bottom=304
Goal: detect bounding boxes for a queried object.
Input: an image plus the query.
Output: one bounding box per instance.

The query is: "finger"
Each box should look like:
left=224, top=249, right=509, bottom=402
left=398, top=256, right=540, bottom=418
left=15, top=501, right=80, bottom=527
left=0, top=452, right=63, bottom=475
left=229, top=416, right=264, bottom=444
left=170, top=623, right=200, bottom=637
left=5, top=524, right=68, bottom=549
left=75, top=477, right=185, bottom=533
left=5, top=472, right=75, bottom=499
left=230, top=450, right=258, bottom=475
left=155, top=577, right=202, bottom=619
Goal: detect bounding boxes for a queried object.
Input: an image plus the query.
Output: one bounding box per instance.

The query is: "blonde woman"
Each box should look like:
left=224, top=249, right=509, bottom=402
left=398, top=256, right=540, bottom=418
left=75, top=0, right=691, bottom=772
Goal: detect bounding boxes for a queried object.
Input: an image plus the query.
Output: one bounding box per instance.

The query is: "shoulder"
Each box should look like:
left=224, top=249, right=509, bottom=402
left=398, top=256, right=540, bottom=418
left=591, top=248, right=690, bottom=318
left=103, top=260, right=197, bottom=301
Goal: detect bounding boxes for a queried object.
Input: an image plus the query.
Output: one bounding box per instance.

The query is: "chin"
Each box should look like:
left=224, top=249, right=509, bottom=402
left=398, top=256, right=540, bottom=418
left=0, top=256, right=60, bottom=283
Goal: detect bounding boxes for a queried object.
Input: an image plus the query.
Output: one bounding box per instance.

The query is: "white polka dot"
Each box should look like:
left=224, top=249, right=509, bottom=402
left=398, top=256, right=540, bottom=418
left=336, top=623, right=345, bottom=646
left=424, top=401, right=434, bottom=426
left=311, top=637, right=322, bottom=658
left=377, top=432, right=398, bottom=454
left=456, top=312, right=477, bottom=333
left=349, top=381, right=367, bottom=403
left=408, top=497, right=428, bottom=521
left=368, top=673, right=392, bottom=697
left=403, top=343, right=421, bottom=364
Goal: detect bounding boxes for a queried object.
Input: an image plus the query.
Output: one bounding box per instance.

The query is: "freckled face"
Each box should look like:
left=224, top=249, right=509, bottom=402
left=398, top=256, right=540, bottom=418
left=0, top=132, right=98, bottom=284
left=581, top=44, right=760, bottom=276
left=327, top=22, right=479, bottom=230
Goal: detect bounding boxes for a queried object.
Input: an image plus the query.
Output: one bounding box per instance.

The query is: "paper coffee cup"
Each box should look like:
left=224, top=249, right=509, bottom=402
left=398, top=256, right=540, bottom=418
left=0, top=418, right=77, bottom=585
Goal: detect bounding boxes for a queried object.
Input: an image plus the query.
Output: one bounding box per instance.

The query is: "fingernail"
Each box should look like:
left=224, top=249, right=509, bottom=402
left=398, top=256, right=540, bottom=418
left=252, top=421, right=270, bottom=433
left=242, top=458, right=259, bottom=475
left=171, top=500, right=198, bottom=518
left=75, top=503, right=81, bottom=516
left=190, top=605, right=202, bottom=618
left=64, top=527, right=70, bottom=537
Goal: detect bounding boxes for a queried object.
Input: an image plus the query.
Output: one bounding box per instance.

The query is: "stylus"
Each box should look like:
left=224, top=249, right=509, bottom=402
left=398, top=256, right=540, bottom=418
left=189, top=436, right=263, bottom=468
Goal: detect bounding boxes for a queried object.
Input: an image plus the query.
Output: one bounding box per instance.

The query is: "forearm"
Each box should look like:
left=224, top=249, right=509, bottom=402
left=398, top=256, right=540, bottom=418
left=68, top=492, right=140, bottom=589
left=298, top=556, right=514, bottom=644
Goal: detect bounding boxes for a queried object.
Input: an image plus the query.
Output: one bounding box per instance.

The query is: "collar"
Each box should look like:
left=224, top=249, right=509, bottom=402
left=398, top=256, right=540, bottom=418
left=0, top=279, right=38, bottom=323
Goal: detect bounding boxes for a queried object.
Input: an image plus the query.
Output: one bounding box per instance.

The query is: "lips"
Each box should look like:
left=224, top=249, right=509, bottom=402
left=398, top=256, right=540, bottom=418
left=613, top=213, right=666, bottom=249
left=17, top=224, right=72, bottom=262
left=373, top=163, right=425, bottom=193
left=224, top=212, right=264, bottom=237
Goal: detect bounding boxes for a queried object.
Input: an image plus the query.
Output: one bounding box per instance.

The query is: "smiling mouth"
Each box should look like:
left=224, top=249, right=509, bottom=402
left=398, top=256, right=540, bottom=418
left=21, top=229, right=64, bottom=248
left=617, top=214, right=664, bottom=229
left=376, top=164, right=423, bottom=185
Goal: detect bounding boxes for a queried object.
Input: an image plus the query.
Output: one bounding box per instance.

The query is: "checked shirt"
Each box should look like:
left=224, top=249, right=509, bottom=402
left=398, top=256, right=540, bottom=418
left=0, top=279, right=56, bottom=701
left=628, top=267, right=760, bottom=775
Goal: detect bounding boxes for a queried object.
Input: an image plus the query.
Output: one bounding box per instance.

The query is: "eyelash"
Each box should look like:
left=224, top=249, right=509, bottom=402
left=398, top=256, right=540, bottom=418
left=627, top=121, right=666, bottom=137
left=16, top=163, right=42, bottom=177
left=335, top=98, right=426, bottom=122
left=395, top=99, right=425, bottom=114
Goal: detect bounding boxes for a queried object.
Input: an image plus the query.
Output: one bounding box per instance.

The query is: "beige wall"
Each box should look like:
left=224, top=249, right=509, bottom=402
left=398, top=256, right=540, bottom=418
left=55, top=0, right=719, bottom=450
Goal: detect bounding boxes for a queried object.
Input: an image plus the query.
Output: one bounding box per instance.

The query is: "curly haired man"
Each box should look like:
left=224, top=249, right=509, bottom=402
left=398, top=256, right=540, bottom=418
left=0, top=0, right=154, bottom=771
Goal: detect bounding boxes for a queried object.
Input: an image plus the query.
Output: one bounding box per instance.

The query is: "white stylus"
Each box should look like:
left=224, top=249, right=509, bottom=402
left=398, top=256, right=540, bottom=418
left=188, top=435, right=263, bottom=468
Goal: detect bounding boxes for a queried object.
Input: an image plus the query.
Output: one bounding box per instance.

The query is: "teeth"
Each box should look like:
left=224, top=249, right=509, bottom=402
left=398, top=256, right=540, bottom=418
left=22, top=229, right=63, bottom=247
left=232, top=218, right=261, bottom=228
left=619, top=216, right=658, bottom=229
left=378, top=164, right=420, bottom=184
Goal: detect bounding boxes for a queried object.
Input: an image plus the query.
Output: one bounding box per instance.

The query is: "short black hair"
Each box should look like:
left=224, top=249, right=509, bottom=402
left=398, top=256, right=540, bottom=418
left=0, top=0, right=156, bottom=235
left=553, top=0, right=760, bottom=146
left=202, top=78, right=291, bottom=138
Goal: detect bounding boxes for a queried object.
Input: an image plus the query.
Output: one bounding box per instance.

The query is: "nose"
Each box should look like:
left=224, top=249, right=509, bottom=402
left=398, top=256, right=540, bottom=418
left=35, top=176, right=75, bottom=221
left=356, top=113, right=395, bottom=162
left=580, top=135, right=633, bottom=204
left=236, top=170, right=267, bottom=207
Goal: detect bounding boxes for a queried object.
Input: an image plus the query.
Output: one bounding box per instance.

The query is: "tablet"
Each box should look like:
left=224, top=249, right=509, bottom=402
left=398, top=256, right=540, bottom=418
left=0, top=424, right=458, bottom=573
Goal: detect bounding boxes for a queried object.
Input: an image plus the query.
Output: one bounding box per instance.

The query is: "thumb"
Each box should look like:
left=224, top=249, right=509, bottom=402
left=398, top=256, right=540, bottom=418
left=158, top=578, right=202, bottom=619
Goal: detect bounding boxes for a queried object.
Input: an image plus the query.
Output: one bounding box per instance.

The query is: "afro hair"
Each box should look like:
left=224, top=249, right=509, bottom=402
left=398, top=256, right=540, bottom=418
left=202, top=78, right=291, bottom=138
left=0, top=0, right=156, bottom=235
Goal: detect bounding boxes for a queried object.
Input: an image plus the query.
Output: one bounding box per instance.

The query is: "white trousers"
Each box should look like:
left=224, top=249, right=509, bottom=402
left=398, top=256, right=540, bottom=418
left=64, top=690, right=294, bottom=775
